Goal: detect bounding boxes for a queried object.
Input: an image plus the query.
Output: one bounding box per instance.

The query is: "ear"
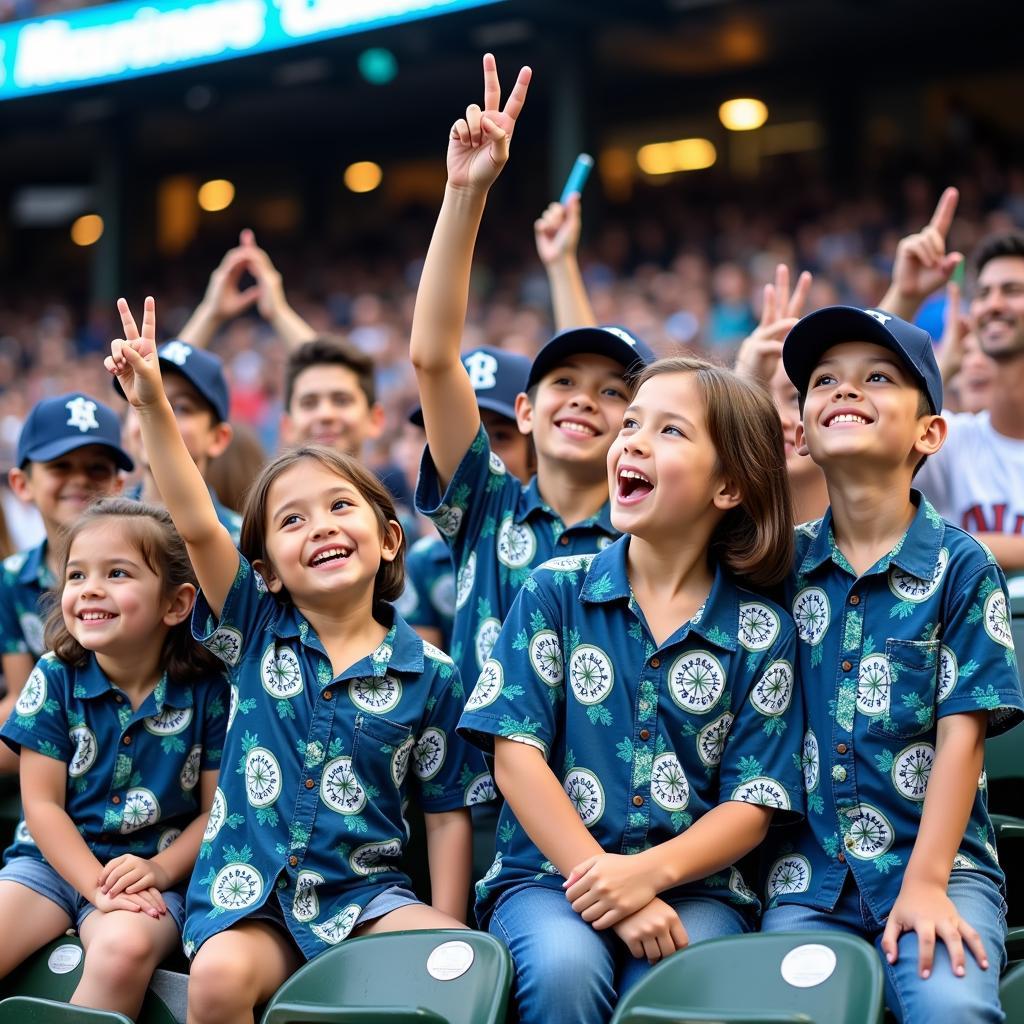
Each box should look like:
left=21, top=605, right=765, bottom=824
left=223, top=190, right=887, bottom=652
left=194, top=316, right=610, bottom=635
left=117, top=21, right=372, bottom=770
left=794, top=420, right=811, bottom=458
left=252, top=558, right=285, bottom=595
left=514, top=392, right=535, bottom=437
left=8, top=466, right=33, bottom=504
left=712, top=474, right=743, bottom=513
left=108, top=475, right=126, bottom=496
left=379, top=519, right=403, bottom=564
left=207, top=421, right=234, bottom=460
left=162, top=582, right=197, bottom=627
left=364, top=403, right=386, bottom=442
left=913, top=413, right=947, bottom=460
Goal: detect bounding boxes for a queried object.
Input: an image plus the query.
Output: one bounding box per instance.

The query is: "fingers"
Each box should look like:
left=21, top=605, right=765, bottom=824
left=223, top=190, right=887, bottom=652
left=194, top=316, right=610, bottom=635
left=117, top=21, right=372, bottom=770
left=142, top=886, right=168, bottom=915
left=482, top=116, right=509, bottom=163
left=669, top=917, right=689, bottom=952
left=929, top=186, right=959, bottom=239
left=451, top=118, right=471, bottom=146
left=140, top=296, right=156, bottom=346
left=881, top=916, right=901, bottom=964
left=569, top=889, right=601, bottom=916
left=592, top=906, right=627, bottom=931
left=130, top=889, right=164, bottom=918
left=760, top=283, right=777, bottom=328
left=641, top=934, right=662, bottom=963
left=774, top=263, right=790, bottom=313
left=239, top=227, right=256, bottom=247
left=936, top=919, right=966, bottom=978
left=110, top=894, right=142, bottom=913
left=117, top=297, right=140, bottom=341
left=916, top=922, right=936, bottom=979
left=961, top=920, right=989, bottom=971
left=482, top=52, right=500, bottom=113
left=789, top=270, right=812, bottom=318
left=502, top=65, right=532, bottom=122
left=466, top=104, right=483, bottom=147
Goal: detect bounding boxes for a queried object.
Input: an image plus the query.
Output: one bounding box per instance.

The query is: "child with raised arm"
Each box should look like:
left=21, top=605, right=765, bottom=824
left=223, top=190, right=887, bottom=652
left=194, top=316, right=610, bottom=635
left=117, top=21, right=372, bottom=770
left=410, top=54, right=654, bottom=707
left=459, top=358, right=805, bottom=1024
left=760, top=306, right=1024, bottom=1024
left=0, top=498, right=226, bottom=1021
left=107, top=298, right=474, bottom=1024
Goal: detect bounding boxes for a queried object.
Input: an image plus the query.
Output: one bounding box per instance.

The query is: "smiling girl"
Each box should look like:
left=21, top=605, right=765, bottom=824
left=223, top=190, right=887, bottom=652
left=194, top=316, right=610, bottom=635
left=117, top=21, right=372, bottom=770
left=0, top=498, right=227, bottom=1021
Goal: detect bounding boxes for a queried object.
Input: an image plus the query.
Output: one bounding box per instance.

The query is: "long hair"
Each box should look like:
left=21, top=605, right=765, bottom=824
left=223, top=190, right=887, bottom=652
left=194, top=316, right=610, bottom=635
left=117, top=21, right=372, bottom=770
left=240, top=446, right=404, bottom=611
left=44, top=498, right=222, bottom=683
left=633, top=357, right=794, bottom=587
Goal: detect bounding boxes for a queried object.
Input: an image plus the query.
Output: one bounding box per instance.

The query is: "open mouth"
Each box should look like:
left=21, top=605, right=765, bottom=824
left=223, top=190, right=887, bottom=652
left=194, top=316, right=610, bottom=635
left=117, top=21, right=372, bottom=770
left=617, top=467, right=654, bottom=503
left=556, top=419, right=599, bottom=439
left=824, top=411, right=871, bottom=428
left=309, top=546, right=352, bottom=568
left=78, top=610, right=115, bottom=622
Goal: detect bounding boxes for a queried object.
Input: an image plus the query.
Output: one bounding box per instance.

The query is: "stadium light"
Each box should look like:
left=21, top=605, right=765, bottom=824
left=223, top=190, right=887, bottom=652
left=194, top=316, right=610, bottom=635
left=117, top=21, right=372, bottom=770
left=358, top=48, right=398, bottom=85
left=198, top=179, right=235, bottom=212
left=637, top=139, right=716, bottom=175
left=344, top=161, right=383, bottom=193
left=719, top=98, right=768, bottom=132
left=70, top=213, right=103, bottom=246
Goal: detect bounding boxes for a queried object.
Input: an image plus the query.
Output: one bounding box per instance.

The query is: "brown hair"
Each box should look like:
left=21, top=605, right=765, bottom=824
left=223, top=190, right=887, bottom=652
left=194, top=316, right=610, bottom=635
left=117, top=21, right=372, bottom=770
left=44, top=498, right=222, bottom=683
left=284, top=337, right=377, bottom=410
left=239, top=446, right=404, bottom=611
left=633, top=357, right=795, bottom=587
left=205, top=422, right=267, bottom=513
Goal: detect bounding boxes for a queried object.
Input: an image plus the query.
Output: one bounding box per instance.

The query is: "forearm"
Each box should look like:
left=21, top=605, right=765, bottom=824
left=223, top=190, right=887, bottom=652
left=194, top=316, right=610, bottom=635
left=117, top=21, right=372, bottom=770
left=424, top=808, right=472, bottom=922
left=494, top=739, right=603, bottom=876
left=270, top=303, right=317, bottom=352
left=878, top=285, right=922, bottom=323
left=177, top=301, right=222, bottom=350
left=150, top=812, right=208, bottom=888
left=972, top=534, right=1024, bottom=573
left=903, top=712, right=986, bottom=888
left=638, top=802, right=772, bottom=893
left=546, top=257, right=596, bottom=332
left=27, top=801, right=104, bottom=899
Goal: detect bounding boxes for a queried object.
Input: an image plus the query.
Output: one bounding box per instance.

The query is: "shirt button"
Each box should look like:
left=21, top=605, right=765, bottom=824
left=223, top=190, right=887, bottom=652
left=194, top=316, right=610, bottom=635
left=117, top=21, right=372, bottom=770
left=111, top=795, right=121, bottom=805
left=560, top=536, right=570, bottom=546
left=845, top=836, right=855, bottom=849
left=323, top=690, right=333, bottom=701
left=836, top=743, right=848, bottom=755
left=305, top=778, right=315, bottom=790
left=650, top=657, right=661, bottom=669
left=849, top=595, right=860, bottom=606
left=122, top=735, right=132, bottom=746
left=639, top=729, right=650, bottom=741
left=288, top=855, right=298, bottom=867
left=832, top=766, right=847, bottom=783
left=632, top=795, right=644, bottom=807
left=114, top=695, right=124, bottom=704
left=838, top=852, right=846, bottom=863
left=841, top=660, right=852, bottom=672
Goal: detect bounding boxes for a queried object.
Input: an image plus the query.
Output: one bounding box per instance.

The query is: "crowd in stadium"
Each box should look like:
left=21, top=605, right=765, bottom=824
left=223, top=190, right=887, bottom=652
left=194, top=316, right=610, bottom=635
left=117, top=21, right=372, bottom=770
left=2, top=48, right=1024, bottom=1024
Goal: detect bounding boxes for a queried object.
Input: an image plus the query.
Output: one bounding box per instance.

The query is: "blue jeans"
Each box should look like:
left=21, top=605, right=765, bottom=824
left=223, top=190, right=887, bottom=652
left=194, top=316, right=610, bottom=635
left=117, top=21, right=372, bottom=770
left=488, top=883, right=750, bottom=1024
left=761, top=872, right=1007, bottom=1024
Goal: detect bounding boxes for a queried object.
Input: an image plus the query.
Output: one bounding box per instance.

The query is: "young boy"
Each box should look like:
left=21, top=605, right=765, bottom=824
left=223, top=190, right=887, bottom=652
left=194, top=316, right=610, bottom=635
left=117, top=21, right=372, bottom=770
left=400, top=346, right=533, bottom=653
left=114, top=340, right=240, bottom=542
left=761, top=305, right=1023, bottom=1023
left=409, top=54, right=653, bottom=695
left=0, top=393, right=133, bottom=772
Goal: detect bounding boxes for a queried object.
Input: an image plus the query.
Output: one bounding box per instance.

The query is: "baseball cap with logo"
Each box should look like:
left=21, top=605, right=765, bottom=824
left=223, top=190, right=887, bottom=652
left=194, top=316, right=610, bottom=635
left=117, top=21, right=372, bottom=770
left=113, top=340, right=230, bottom=423
left=783, top=306, right=942, bottom=415
left=17, top=393, right=134, bottom=471
left=409, top=346, right=531, bottom=426
left=526, top=325, right=655, bottom=391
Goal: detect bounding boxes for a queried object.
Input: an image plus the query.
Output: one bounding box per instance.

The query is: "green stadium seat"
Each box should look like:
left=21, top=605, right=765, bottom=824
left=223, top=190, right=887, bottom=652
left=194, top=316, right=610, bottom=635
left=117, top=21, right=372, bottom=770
left=0, top=775, right=20, bottom=851
left=0, top=996, right=132, bottom=1022
left=609, top=932, right=884, bottom=1024
left=260, top=929, right=512, bottom=1024
left=1006, top=926, right=1024, bottom=965
left=1000, top=961, right=1024, bottom=1018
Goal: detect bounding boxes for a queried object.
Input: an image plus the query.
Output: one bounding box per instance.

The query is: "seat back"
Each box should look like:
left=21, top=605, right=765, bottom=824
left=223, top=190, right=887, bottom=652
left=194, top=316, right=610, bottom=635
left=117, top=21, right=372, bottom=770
left=1000, top=961, right=1024, bottom=1019
left=260, top=929, right=512, bottom=1024
left=0, top=996, right=132, bottom=1023
left=610, top=932, right=884, bottom=1024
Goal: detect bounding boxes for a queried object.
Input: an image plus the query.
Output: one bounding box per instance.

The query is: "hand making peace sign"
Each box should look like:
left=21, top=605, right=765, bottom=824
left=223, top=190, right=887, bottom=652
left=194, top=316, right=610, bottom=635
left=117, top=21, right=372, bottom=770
left=447, top=53, right=532, bottom=192
left=105, top=296, right=165, bottom=409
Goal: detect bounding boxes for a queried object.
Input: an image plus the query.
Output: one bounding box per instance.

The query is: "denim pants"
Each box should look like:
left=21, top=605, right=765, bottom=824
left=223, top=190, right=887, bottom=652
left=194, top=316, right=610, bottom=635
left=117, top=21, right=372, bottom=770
left=761, top=871, right=1007, bottom=1024
left=488, top=882, right=750, bottom=1024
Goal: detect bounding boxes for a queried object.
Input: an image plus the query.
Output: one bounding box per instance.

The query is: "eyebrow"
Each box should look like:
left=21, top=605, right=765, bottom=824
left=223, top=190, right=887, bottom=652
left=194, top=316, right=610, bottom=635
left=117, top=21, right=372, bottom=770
left=814, top=355, right=906, bottom=374
left=271, top=485, right=361, bottom=520
left=66, top=556, right=143, bottom=570
left=623, top=403, right=697, bottom=432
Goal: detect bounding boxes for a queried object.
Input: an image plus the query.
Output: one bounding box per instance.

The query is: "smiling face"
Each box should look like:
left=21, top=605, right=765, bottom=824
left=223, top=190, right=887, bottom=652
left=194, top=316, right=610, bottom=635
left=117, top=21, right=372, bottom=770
left=60, top=519, right=187, bottom=657
left=607, top=371, right=734, bottom=540
left=282, top=365, right=384, bottom=457
left=517, top=354, right=630, bottom=475
left=798, top=341, right=942, bottom=472
left=971, top=255, right=1024, bottom=361
left=256, top=459, right=401, bottom=608
left=10, top=445, right=124, bottom=533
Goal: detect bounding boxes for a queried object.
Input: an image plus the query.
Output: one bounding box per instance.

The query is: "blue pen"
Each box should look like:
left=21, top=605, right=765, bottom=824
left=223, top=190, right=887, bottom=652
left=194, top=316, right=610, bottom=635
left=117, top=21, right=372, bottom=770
left=559, top=153, right=594, bottom=205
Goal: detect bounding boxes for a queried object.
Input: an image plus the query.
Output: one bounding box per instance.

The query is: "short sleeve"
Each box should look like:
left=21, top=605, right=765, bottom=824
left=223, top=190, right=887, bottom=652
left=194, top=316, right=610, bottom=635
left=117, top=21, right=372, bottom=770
left=937, top=555, right=1024, bottom=735
left=717, top=624, right=805, bottom=823
left=415, top=426, right=522, bottom=564
left=458, top=576, right=561, bottom=759
left=410, top=648, right=476, bottom=813
left=197, top=674, right=230, bottom=771
left=191, top=554, right=277, bottom=667
left=0, top=656, right=71, bottom=759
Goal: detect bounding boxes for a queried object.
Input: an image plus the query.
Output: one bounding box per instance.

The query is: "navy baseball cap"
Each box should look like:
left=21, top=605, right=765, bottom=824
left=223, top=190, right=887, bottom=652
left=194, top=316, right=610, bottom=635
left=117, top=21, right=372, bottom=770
left=783, top=306, right=942, bottom=415
left=17, top=393, right=134, bottom=471
left=526, top=325, right=655, bottom=391
left=113, top=340, right=230, bottom=423
left=409, top=346, right=531, bottom=426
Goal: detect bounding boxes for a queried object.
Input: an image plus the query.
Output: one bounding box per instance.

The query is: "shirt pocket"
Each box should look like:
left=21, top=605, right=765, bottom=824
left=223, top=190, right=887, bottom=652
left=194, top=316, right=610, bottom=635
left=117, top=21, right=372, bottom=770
left=351, top=712, right=416, bottom=797
left=867, top=639, right=939, bottom=740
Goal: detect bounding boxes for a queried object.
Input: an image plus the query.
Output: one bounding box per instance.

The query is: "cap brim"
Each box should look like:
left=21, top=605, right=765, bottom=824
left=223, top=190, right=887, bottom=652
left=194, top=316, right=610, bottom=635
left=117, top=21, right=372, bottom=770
left=527, top=328, right=648, bottom=390
left=783, top=306, right=927, bottom=399
left=22, top=436, right=134, bottom=472
left=112, top=360, right=229, bottom=423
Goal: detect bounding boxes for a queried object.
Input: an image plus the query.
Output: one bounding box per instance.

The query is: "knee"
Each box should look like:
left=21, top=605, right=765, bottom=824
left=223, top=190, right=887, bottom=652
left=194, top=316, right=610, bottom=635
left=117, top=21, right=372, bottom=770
left=84, top=927, right=160, bottom=988
left=511, top=936, right=614, bottom=1023
left=887, top=961, right=1003, bottom=1024
left=187, top=943, right=259, bottom=1020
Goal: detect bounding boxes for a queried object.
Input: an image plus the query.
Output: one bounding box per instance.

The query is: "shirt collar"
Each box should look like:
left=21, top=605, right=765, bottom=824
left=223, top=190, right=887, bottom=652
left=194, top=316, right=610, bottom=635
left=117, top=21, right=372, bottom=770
left=798, top=490, right=944, bottom=580
left=72, top=655, right=193, bottom=709
left=517, top=476, right=616, bottom=536
left=18, top=539, right=53, bottom=589
left=579, top=537, right=739, bottom=653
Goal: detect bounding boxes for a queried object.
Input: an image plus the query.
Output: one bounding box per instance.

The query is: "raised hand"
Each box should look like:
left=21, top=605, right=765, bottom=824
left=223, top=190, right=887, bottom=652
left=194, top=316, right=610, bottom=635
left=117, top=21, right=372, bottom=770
left=735, top=262, right=813, bottom=384
left=447, top=53, right=531, bottom=192
left=890, top=187, right=963, bottom=306
left=202, top=238, right=260, bottom=321
left=535, top=193, right=582, bottom=266
left=104, top=296, right=165, bottom=408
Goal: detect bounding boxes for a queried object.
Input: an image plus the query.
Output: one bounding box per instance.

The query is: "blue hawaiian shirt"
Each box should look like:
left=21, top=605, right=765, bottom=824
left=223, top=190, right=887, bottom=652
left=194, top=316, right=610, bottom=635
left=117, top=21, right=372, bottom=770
left=126, top=483, right=242, bottom=545
left=764, top=493, right=1024, bottom=919
left=458, top=538, right=805, bottom=924
left=416, top=426, right=618, bottom=708
left=395, top=536, right=456, bottom=652
left=185, top=555, right=482, bottom=960
left=1, top=651, right=227, bottom=866
left=0, top=541, right=56, bottom=659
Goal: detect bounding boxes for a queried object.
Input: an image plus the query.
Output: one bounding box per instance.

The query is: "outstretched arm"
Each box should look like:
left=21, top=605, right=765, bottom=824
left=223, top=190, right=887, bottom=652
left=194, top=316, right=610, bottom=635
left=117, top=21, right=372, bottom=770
left=409, top=53, right=531, bottom=488
left=535, top=194, right=596, bottom=332
left=105, top=297, right=239, bottom=617
left=178, top=240, right=260, bottom=349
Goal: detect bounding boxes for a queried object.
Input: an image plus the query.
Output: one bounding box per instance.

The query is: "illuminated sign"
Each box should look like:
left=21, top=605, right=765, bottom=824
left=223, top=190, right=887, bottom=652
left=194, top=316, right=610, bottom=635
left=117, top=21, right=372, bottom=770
left=0, top=0, right=504, bottom=100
